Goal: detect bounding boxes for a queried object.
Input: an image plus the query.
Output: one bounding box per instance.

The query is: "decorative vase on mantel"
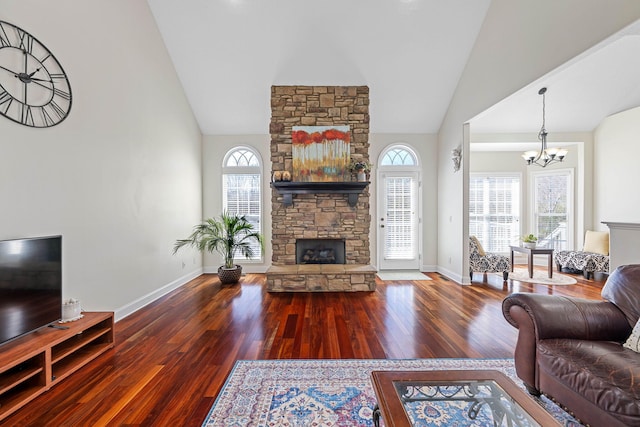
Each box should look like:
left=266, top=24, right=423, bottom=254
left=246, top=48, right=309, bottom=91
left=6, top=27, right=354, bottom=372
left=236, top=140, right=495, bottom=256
left=356, top=169, right=367, bottom=182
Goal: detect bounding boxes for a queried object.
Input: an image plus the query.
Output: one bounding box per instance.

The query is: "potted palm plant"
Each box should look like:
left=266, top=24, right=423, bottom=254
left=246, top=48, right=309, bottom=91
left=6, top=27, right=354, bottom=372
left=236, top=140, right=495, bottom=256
left=173, top=211, right=263, bottom=284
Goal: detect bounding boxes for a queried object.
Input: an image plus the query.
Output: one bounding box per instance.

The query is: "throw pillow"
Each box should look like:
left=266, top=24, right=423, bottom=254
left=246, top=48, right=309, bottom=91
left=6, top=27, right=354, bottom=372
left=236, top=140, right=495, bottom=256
left=623, top=317, right=640, bottom=353
left=470, top=236, right=486, bottom=257
left=583, top=230, right=609, bottom=255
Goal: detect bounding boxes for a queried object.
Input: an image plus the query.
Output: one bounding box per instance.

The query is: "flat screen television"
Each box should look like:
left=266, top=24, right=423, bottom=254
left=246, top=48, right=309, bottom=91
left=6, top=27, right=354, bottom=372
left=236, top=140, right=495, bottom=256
left=0, top=235, right=62, bottom=345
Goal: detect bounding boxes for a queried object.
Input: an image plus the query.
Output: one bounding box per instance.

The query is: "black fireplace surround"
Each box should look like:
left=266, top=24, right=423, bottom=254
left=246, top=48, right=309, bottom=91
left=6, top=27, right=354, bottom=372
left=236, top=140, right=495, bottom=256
left=296, top=239, right=346, bottom=264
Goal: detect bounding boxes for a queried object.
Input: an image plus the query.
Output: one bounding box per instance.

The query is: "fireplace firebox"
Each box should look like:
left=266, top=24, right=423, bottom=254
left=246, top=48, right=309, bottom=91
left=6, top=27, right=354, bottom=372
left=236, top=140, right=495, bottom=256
left=296, top=239, right=346, bottom=264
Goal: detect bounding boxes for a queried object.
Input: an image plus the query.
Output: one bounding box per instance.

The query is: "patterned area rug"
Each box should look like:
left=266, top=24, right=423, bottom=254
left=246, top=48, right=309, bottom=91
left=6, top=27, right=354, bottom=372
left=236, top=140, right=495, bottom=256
left=202, top=358, right=582, bottom=426
left=377, top=271, right=432, bottom=281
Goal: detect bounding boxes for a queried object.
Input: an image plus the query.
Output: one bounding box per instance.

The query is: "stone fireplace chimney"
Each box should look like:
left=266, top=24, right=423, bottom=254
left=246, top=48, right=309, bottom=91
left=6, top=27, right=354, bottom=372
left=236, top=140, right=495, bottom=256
left=266, top=86, right=376, bottom=291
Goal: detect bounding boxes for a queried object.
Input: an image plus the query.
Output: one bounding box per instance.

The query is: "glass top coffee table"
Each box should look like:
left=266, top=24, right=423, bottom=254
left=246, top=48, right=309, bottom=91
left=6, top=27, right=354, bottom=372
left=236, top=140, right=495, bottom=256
left=371, top=370, right=560, bottom=427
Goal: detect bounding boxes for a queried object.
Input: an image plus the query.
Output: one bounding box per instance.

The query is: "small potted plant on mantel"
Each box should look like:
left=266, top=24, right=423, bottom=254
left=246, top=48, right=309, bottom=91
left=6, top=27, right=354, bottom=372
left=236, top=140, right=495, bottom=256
left=173, top=211, right=263, bottom=284
left=521, top=234, right=538, bottom=249
left=348, top=159, right=372, bottom=182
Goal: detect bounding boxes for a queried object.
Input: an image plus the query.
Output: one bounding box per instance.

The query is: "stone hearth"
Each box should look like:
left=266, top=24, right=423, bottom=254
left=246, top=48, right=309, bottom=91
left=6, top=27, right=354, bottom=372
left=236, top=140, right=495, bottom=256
left=267, top=264, right=376, bottom=292
left=267, top=85, right=375, bottom=292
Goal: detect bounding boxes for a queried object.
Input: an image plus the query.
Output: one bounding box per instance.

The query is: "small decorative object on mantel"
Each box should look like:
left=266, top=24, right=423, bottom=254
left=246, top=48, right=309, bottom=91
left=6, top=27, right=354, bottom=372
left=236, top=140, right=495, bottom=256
left=521, top=234, right=538, bottom=249
left=451, top=145, right=462, bottom=172
left=348, top=159, right=372, bottom=182
left=272, top=170, right=291, bottom=182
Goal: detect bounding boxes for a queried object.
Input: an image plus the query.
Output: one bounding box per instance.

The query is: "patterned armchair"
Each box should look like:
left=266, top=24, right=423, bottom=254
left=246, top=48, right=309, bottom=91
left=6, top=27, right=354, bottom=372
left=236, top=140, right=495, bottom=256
left=555, top=230, right=609, bottom=279
left=469, top=236, right=510, bottom=281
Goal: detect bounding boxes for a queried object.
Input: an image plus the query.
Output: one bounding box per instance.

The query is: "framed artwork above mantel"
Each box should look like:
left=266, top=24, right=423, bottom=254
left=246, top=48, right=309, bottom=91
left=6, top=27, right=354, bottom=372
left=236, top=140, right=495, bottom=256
left=292, top=125, right=350, bottom=182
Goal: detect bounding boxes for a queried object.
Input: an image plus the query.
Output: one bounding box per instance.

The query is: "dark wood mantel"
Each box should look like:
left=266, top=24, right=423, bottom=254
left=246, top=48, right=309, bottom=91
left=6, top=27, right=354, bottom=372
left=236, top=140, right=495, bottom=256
left=271, top=181, right=369, bottom=207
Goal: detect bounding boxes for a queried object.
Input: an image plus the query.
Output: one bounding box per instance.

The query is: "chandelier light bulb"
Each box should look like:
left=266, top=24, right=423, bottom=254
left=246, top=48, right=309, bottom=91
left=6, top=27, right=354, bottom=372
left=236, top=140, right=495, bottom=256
left=546, top=147, right=559, bottom=157
left=556, top=148, right=568, bottom=159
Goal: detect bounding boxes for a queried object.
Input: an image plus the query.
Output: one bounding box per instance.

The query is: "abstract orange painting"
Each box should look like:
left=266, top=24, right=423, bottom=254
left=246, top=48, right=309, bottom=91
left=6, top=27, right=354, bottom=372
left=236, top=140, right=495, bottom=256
left=292, top=125, right=350, bottom=182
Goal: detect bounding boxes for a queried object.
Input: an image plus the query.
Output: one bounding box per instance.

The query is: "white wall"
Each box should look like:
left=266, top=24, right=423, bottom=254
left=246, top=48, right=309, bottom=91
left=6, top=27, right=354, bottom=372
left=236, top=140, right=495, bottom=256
left=594, top=106, right=640, bottom=226
left=0, top=0, right=203, bottom=320
left=438, top=0, right=640, bottom=283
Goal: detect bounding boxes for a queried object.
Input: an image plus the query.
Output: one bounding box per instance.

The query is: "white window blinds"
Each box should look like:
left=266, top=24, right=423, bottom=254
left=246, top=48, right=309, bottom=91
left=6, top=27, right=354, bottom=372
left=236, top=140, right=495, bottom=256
left=384, top=176, right=416, bottom=260
left=469, top=175, right=520, bottom=253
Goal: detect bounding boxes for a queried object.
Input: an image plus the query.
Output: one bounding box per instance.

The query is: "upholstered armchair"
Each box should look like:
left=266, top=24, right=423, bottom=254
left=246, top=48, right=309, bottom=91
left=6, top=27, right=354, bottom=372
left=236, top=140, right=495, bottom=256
left=469, top=236, right=509, bottom=281
left=554, top=230, right=609, bottom=279
left=502, top=265, right=640, bottom=427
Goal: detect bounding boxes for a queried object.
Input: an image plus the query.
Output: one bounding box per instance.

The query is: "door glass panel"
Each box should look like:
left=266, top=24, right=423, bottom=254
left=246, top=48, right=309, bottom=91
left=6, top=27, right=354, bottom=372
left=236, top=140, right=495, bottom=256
left=384, top=176, right=416, bottom=260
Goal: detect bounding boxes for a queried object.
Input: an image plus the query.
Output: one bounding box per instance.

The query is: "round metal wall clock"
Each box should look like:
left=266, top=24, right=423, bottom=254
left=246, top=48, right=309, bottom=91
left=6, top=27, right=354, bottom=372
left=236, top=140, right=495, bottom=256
left=0, top=20, right=72, bottom=128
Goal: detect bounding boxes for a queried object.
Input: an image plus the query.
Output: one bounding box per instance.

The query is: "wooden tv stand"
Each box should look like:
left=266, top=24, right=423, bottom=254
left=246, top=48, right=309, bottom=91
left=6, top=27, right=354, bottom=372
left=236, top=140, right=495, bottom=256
left=0, top=312, right=114, bottom=422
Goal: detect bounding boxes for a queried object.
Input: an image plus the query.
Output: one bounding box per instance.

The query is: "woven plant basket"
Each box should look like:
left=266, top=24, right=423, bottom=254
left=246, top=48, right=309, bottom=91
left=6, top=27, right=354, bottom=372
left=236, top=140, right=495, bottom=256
left=218, top=265, right=242, bottom=284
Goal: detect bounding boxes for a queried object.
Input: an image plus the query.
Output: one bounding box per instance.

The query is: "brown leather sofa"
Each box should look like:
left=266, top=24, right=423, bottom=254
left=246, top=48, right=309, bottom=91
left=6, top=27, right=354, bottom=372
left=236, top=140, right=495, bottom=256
left=502, top=264, right=640, bottom=427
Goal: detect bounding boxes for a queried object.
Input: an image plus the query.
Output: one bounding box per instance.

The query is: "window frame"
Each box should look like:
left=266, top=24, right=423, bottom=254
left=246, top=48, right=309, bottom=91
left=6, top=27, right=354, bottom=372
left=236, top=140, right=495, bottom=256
left=222, top=146, right=263, bottom=263
left=380, top=144, right=419, bottom=167
left=529, top=168, right=574, bottom=251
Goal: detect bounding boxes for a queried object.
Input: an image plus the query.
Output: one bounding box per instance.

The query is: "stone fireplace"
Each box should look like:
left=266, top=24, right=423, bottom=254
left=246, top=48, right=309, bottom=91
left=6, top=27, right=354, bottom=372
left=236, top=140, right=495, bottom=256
left=266, top=85, right=376, bottom=292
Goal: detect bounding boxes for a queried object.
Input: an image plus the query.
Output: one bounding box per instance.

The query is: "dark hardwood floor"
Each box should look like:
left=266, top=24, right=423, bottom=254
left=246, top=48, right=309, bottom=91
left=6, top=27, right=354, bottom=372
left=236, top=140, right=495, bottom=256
left=4, top=268, right=605, bottom=426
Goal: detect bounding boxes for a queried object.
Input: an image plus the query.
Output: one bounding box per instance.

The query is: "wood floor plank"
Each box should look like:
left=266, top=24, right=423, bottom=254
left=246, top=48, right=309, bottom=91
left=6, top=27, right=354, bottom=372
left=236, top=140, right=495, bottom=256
left=94, top=365, right=165, bottom=426
left=2, top=268, right=605, bottom=426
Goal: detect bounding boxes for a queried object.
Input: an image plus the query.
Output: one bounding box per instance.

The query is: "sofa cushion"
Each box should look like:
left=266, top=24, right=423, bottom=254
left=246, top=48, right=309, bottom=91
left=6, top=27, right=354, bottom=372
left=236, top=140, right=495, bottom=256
left=470, top=235, right=486, bottom=256
left=538, top=339, right=640, bottom=420
left=624, top=318, right=640, bottom=353
left=602, top=264, right=640, bottom=328
left=583, top=230, right=609, bottom=255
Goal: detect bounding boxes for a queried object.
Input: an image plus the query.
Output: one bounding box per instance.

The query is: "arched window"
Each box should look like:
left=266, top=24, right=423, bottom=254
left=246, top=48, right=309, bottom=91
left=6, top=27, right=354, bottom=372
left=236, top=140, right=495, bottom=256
left=225, top=148, right=260, bottom=167
left=223, top=147, right=262, bottom=261
left=380, top=146, right=417, bottom=166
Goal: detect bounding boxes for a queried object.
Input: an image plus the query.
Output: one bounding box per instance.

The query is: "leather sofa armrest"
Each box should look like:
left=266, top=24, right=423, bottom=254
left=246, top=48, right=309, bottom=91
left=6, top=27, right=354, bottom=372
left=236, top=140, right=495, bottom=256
left=502, top=293, right=631, bottom=341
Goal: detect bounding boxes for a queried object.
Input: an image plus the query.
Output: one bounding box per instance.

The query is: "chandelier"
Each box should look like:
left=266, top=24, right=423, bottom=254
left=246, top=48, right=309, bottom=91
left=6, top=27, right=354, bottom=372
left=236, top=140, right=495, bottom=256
left=522, top=87, right=567, bottom=167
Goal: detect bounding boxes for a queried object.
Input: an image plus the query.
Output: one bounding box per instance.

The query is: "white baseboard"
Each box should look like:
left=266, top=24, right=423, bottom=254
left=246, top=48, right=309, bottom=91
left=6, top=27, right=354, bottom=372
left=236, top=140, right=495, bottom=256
left=436, top=266, right=465, bottom=285
left=420, top=264, right=437, bottom=272
left=114, top=268, right=203, bottom=322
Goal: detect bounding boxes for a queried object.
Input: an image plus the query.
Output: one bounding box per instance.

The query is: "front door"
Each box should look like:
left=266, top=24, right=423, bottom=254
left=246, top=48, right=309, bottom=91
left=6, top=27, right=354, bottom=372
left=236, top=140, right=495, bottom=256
left=378, top=171, right=420, bottom=269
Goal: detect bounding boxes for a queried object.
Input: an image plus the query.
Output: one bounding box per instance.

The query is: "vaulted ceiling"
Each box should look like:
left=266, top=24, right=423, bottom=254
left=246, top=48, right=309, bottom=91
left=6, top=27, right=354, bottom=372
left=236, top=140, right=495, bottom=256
left=471, top=19, right=640, bottom=136
left=147, top=0, right=491, bottom=134
left=147, top=1, right=640, bottom=136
